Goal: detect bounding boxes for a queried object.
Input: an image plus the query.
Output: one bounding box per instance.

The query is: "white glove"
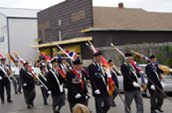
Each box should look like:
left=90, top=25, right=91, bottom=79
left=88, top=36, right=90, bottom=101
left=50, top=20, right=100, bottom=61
left=47, top=91, right=51, bottom=95
left=23, top=83, right=27, bottom=87
left=151, top=85, right=156, bottom=90
left=132, top=82, right=140, bottom=88
left=75, top=93, right=82, bottom=99
left=85, top=95, right=88, bottom=100
left=94, top=89, right=101, bottom=95
left=40, top=85, right=43, bottom=87
left=0, top=76, right=2, bottom=80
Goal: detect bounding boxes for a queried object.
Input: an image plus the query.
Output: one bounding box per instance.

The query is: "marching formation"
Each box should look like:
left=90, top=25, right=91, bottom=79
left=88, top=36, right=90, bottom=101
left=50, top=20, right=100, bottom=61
left=0, top=42, right=171, bottom=113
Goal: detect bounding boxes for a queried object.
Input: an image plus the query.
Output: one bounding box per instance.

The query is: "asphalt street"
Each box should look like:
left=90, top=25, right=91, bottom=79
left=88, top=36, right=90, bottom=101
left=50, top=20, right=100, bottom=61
left=0, top=86, right=172, bottom=113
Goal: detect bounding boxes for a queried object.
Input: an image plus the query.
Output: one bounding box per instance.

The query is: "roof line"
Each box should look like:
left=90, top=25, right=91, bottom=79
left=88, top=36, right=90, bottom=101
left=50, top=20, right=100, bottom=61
left=0, top=12, right=7, bottom=17
left=0, top=7, right=41, bottom=11
left=93, top=6, right=172, bottom=14
left=32, top=37, right=93, bottom=48
left=7, top=17, right=37, bottom=19
left=81, top=28, right=172, bottom=32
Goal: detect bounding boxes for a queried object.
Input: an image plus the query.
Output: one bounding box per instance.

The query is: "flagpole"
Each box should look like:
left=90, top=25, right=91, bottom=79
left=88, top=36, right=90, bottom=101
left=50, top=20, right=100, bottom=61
left=56, top=44, right=74, bottom=61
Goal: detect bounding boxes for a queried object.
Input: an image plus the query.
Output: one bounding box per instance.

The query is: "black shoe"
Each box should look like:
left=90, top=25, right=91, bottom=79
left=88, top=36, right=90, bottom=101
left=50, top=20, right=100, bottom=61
left=44, top=102, right=48, bottom=105
left=111, top=101, right=116, bottom=107
left=156, top=108, right=164, bottom=112
left=2, top=101, right=4, bottom=104
left=7, top=100, right=13, bottom=103
left=27, top=104, right=31, bottom=109
left=151, top=111, right=157, bottom=113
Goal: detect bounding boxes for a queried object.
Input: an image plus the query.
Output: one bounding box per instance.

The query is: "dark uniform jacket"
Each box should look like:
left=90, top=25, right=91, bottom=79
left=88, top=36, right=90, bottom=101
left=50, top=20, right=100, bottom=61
left=67, top=69, right=88, bottom=103
left=0, top=64, right=11, bottom=85
left=111, top=68, right=120, bottom=89
left=121, top=62, right=141, bottom=92
left=145, top=63, right=163, bottom=89
left=88, top=62, right=109, bottom=97
left=47, top=68, right=65, bottom=96
left=20, top=68, right=35, bottom=91
left=38, top=72, right=48, bottom=87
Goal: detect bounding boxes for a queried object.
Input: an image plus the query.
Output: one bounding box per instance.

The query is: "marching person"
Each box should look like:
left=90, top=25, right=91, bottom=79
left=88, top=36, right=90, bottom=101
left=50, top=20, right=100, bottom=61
left=12, top=60, right=22, bottom=94
left=0, top=57, right=13, bottom=104
left=66, top=58, right=89, bottom=113
left=38, top=63, right=50, bottom=105
left=58, top=57, right=71, bottom=74
left=20, top=62, right=36, bottom=109
left=47, top=58, right=66, bottom=113
left=145, top=55, right=164, bottom=113
left=88, top=51, right=111, bottom=113
left=108, top=59, right=120, bottom=107
left=121, top=53, right=143, bottom=113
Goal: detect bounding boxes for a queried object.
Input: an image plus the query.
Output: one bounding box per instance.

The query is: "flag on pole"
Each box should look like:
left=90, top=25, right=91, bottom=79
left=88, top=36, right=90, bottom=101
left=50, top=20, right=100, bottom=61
left=56, top=44, right=78, bottom=61
left=7, top=53, right=16, bottom=63
left=39, top=52, right=52, bottom=62
left=13, top=52, right=26, bottom=65
left=64, top=50, right=78, bottom=61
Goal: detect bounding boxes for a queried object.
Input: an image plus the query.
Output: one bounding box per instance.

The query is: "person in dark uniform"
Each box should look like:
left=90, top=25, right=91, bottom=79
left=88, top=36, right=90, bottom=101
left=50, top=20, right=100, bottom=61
left=66, top=58, right=89, bottom=113
left=38, top=63, right=50, bottom=105
left=88, top=51, right=111, bottom=113
left=20, top=62, right=36, bottom=109
left=108, top=59, right=120, bottom=107
left=12, top=61, right=22, bottom=94
left=145, top=55, right=164, bottom=113
left=121, top=53, right=143, bottom=113
left=0, top=57, right=13, bottom=104
left=47, top=58, right=66, bottom=113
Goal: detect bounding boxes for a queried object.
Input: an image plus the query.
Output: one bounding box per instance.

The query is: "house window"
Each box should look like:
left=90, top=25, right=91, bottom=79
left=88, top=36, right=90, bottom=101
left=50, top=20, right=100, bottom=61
left=0, top=36, right=4, bottom=42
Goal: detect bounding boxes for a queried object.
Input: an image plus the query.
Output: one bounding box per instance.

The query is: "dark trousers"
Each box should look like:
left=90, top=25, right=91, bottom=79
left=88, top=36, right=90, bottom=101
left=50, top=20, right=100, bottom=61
left=13, top=75, right=21, bottom=93
left=69, top=100, right=87, bottom=113
left=40, top=87, right=48, bottom=104
left=52, top=94, right=65, bottom=113
left=149, top=88, right=164, bottom=113
left=23, top=88, right=36, bottom=106
left=125, top=90, right=143, bottom=113
left=94, top=96, right=111, bottom=113
left=0, top=82, right=11, bottom=102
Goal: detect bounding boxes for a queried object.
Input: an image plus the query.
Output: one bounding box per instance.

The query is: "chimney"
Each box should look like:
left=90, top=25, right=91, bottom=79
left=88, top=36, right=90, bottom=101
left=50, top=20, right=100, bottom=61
left=118, top=3, right=124, bottom=8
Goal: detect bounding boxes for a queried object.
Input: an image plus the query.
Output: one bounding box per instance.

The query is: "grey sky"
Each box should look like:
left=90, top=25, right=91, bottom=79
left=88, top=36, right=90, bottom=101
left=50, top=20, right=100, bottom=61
left=0, top=0, right=172, bottom=12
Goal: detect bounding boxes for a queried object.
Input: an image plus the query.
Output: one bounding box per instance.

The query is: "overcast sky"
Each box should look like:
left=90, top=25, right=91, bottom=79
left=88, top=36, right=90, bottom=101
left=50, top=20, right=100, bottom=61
left=0, top=0, right=172, bottom=12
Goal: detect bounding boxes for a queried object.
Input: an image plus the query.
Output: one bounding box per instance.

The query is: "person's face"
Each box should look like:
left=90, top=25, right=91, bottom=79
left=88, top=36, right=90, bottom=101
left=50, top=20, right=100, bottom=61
left=74, top=64, right=82, bottom=71
left=150, top=58, right=157, bottom=63
left=15, top=62, right=18, bottom=66
left=36, top=62, right=40, bottom=67
left=125, top=56, right=133, bottom=63
left=62, top=59, right=67, bottom=64
left=52, top=62, right=58, bottom=68
left=94, top=56, right=102, bottom=63
left=1, top=59, right=6, bottom=64
left=24, top=64, right=30, bottom=70
left=42, top=67, right=46, bottom=72
left=109, top=62, right=113, bottom=67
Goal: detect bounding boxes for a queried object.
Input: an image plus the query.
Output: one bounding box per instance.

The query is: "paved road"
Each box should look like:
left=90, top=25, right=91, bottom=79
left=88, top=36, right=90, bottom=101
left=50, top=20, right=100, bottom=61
left=0, top=86, right=172, bottom=113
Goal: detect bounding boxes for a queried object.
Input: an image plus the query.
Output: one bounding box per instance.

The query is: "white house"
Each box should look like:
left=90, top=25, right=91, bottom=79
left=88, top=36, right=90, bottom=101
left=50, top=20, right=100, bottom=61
left=0, top=7, right=40, bottom=62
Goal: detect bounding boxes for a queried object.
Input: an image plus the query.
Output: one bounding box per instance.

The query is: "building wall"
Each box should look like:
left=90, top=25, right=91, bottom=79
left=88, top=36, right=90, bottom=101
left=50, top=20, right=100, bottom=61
left=37, top=0, right=93, bottom=43
left=8, top=18, right=38, bottom=60
left=86, top=31, right=172, bottom=47
left=0, top=13, right=8, bottom=55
